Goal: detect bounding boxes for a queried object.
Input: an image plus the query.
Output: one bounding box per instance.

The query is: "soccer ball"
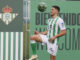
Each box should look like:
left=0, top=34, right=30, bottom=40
left=38, top=2, right=47, bottom=12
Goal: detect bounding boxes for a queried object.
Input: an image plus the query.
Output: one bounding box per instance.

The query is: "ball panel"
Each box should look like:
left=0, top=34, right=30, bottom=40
left=38, top=2, right=47, bottom=12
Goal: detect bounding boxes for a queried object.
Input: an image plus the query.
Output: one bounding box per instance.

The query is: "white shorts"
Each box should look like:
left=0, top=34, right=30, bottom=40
left=39, top=34, right=58, bottom=56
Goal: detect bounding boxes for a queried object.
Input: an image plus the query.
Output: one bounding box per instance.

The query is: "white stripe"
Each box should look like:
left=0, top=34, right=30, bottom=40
left=20, top=32, right=23, bottom=60
left=55, top=24, right=59, bottom=44
left=0, top=32, right=23, bottom=60
left=5, top=32, right=8, bottom=60
left=48, top=19, right=53, bottom=38
left=51, top=18, right=58, bottom=37
left=51, top=19, right=55, bottom=37
left=53, top=18, right=59, bottom=44
left=15, top=32, right=18, bottom=60
left=11, top=32, right=13, bottom=60
left=1, top=32, right=3, bottom=60
left=49, top=19, right=53, bottom=26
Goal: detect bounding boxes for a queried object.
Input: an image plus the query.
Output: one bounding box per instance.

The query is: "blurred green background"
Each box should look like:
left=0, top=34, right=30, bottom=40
left=30, top=0, right=80, bottom=60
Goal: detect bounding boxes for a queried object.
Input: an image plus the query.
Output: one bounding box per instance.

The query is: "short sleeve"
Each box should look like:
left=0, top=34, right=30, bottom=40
left=58, top=19, right=66, bottom=30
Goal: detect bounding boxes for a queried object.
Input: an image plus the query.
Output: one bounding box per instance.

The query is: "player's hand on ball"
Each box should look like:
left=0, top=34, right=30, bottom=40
left=49, top=36, right=56, bottom=43
left=34, top=30, right=39, bottom=34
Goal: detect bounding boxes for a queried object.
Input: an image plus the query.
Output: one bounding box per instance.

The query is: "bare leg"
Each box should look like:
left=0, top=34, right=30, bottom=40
left=30, top=34, right=42, bottom=43
left=50, top=54, right=56, bottom=60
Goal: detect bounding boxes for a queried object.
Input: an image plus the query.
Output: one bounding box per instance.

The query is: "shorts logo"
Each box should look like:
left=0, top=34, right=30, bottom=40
left=0, top=5, right=18, bottom=25
left=49, top=48, right=54, bottom=53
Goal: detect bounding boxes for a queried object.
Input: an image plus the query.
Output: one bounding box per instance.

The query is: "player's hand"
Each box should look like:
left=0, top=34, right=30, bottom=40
left=34, top=30, right=39, bottom=34
left=49, top=36, right=56, bottom=43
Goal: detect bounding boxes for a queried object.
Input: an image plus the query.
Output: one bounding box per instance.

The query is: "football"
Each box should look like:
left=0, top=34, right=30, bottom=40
left=38, top=2, right=47, bottom=12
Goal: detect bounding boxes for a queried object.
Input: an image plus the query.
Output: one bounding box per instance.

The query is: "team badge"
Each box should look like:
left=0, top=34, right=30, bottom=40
left=0, top=5, right=18, bottom=25
left=61, top=23, right=64, bottom=28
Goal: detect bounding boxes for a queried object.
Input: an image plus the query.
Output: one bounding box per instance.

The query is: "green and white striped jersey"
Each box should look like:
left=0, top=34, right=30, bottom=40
left=47, top=16, right=66, bottom=43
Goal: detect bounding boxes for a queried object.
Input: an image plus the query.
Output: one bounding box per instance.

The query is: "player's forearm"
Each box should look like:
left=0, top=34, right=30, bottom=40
left=40, top=30, right=48, bottom=35
left=55, top=30, right=66, bottom=38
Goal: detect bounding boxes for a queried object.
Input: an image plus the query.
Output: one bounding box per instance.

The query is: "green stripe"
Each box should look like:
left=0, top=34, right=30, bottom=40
left=52, top=18, right=58, bottom=43
left=13, top=32, right=16, bottom=60
left=3, top=32, right=6, bottom=60
left=53, top=18, right=58, bottom=36
left=47, top=18, right=52, bottom=38
left=48, top=18, right=58, bottom=40
left=8, top=32, right=11, bottom=60
left=0, top=32, right=22, bottom=60
left=18, top=32, right=21, bottom=60
left=49, top=19, right=54, bottom=38
left=52, top=24, right=56, bottom=43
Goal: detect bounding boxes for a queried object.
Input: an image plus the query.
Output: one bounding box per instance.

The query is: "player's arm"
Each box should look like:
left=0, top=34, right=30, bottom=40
left=34, top=30, right=48, bottom=35
left=55, top=29, right=66, bottom=38
left=40, top=30, right=48, bottom=35
left=55, top=19, right=67, bottom=38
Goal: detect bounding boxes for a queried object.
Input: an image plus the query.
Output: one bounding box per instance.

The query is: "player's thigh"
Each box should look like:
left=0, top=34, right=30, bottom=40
left=50, top=54, right=56, bottom=60
left=30, top=34, right=42, bottom=42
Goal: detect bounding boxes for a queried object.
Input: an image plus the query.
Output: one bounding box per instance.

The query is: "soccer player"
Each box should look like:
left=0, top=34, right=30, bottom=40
left=29, top=5, right=66, bottom=60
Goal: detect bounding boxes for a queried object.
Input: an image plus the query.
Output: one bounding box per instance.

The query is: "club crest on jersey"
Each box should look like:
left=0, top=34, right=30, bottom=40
left=0, top=5, right=18, bottom=25
left=61, top=23, right=64, bottom=28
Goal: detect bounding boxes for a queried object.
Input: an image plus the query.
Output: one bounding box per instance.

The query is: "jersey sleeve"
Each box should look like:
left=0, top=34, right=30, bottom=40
left=58, top=19, right=66, bottom=30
